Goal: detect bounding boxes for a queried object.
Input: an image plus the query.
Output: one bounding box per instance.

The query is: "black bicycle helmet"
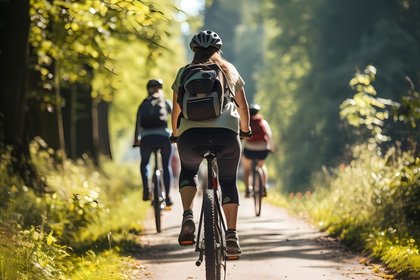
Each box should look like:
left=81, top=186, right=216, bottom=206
left=189, top=30, right=223, bottom=51
left=146, top=79, right=163, bottom=89
left=249, top=104, right=261, bottom=116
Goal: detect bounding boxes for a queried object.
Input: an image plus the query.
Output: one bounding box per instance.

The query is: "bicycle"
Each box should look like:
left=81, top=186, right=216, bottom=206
left=170, top=131, right=249, bottom=280
left=250, top=158, right=264, bottom=217
left=193, top=146, right=237, bottom=280
left=149, top=147, right=166, bottom=233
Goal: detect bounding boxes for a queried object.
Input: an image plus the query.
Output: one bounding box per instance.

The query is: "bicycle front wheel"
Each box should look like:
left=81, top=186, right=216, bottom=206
left=253, top=167, right=263, bottom=217
left=152, top=172, right=162, bottom=233
left=203, top=189, right=222, bottom=280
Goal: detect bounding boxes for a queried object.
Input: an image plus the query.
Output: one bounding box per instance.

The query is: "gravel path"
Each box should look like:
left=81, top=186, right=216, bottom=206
left=127, top=192, right=388, bottom=280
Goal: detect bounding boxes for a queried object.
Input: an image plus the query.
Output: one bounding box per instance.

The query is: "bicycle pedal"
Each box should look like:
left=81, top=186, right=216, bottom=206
left=163, top=205, right=172, bottom=211
left=226, top=256, right=240, bottom=261
left=179, top=240, right=195, bottom=246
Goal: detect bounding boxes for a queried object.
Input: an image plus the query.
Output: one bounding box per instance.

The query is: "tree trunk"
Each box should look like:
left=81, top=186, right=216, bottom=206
left=26, top=46, right=61, bottom=151
left=0, top=0, right=30, bottom=148
left=54, top=61, right=67, bottom=162
left=97, top=101, right=112, bottom=159
left=91, top=99, right=100, bottom=165
left=65, top=83, right=95, bottom=160
left=70, top=86, right=77, bottom=159
left=0, top=0, right=48, bottom=191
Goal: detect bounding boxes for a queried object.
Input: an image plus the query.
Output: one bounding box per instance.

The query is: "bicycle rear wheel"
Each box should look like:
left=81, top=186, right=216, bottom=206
left=203, top=189, right=222, bottom=280
left=252, top=167, right=263, bottom=217
left=152, top=172, right=162, bottom=233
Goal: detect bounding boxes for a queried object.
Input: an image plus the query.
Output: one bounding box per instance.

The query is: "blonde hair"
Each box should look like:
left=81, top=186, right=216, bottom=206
left=191, top=47, right=234, bottom=86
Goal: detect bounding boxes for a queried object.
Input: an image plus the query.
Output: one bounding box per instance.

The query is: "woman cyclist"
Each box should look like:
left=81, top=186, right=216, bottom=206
left=171, top=30, right=251, bottom=258
left=242, top=104, right=272, bottom=198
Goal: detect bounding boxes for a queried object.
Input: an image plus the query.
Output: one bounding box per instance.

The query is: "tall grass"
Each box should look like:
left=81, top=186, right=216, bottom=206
left=0, top=138, right=148, bottom=279
left=270, top=143, right=420, bottom=279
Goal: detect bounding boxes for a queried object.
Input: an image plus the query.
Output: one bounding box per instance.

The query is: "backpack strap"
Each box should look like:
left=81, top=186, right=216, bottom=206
left=209, top=64, right=239, bottom=107
left=176, top=64, right=189, bottom=107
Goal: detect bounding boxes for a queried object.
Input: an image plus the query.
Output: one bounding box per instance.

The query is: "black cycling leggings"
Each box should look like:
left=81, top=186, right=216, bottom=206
left=177, top=128, right=241, bottom=205
left=140, top=135, right=173, bottom=197
left=243, top=149, right=269, bottom=160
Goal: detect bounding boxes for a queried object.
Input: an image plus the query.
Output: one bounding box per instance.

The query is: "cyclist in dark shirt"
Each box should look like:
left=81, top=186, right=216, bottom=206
left=133, top=79, right=174, bottom=206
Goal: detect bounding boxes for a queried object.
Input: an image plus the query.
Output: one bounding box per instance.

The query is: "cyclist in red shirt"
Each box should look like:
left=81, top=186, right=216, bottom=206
left=242, top=104, right=273, bottom=198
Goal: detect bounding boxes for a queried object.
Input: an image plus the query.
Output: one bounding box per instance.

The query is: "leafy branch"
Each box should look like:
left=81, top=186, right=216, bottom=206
left=340, top=65, right=399, bottom=144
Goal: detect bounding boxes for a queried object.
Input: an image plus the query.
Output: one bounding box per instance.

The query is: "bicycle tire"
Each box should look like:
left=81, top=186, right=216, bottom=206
left=253, top=165, right=263, bottom=217
left=203, top=189, right=222, bottom=280
left=152, top=172, right=162, bottom=233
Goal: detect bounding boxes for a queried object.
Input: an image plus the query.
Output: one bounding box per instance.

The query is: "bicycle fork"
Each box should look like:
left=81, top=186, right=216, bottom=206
left=195, top=204, right=205, bottom=266
left=195, top=194, right=227, bottom=268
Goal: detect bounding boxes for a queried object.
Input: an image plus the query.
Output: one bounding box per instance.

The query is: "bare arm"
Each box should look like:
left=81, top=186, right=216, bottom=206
left=171, top=91, right=181, bottom=137
left=235, top=87, right=251, bottom=133
left=263, top=119, right=274, bottom=151
left=133, top=106, right=141, bottom=146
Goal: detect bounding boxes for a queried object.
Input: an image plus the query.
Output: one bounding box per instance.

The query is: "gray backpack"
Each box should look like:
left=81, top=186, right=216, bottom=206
left=177, top=63, right=234, bottom=121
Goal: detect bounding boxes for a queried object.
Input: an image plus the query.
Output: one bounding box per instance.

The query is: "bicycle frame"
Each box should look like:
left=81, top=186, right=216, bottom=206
left=151, top=149, right=165, bottom=233
left=251, top=158, right=263, bottom=217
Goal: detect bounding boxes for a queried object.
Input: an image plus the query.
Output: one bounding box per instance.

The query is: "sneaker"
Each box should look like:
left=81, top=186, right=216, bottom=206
left=164, top=197, right=173, bottom=210
left=262, top=184, right=268, bottom=197
left=225, top=230, right=241, bottom=259
left=178, top=210, right=195, bottom=246
left=245, top=187, right=250, bottom=198
left=142, top=189, right=150, bottom=201
left=165, top=197, right=173, bottom=207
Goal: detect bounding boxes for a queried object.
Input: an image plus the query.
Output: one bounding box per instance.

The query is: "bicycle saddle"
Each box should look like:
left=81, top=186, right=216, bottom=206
left=193, top=145, right=224, bottom=158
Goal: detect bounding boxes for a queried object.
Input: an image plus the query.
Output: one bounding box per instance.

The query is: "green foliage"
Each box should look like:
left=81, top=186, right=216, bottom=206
left=70, top=250, right=130, bottom=280
left=394, top=78, right=420, bottom=129
left=340, top=65, right=399, bottom=144
left=341, top=65, right=420, bottom=151
left=257, top=42, right=420, bottom=275
left=0, top=138, right=149, bottom=279
left=29, top=0, right=171, bottom=86
left=30, top=0, right=166, bottom=105
left=0, top=148, right=71, bottom=279
left=28, top=0, right=185, bottom=150
left=0, top=226, right=70, bottom=280
left=258, top=0, right=420, bottom=191
left=271, top=143, right=420, bottom=278
left=268, top=60, right=420, bottom=276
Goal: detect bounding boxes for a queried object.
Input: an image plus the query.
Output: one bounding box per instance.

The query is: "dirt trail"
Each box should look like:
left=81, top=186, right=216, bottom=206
left=127, top=193, right=387, bottom=280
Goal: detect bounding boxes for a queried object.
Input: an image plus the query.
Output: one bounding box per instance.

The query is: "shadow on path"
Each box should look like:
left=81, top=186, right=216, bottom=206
left=131, top=203, right=353, bottom=265
left=126, top=195, right=385, bottom=280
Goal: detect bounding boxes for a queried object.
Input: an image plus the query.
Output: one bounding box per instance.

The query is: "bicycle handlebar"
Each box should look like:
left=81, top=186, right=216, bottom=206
left=170, top=134, right=178, bottom=143
left=240, top=130, right=253, bottom=139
